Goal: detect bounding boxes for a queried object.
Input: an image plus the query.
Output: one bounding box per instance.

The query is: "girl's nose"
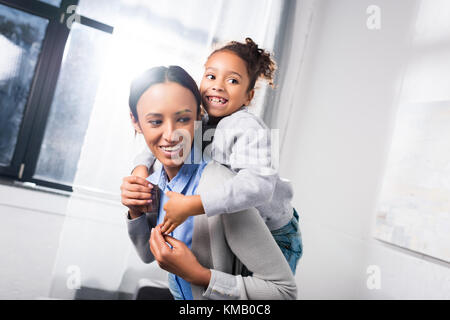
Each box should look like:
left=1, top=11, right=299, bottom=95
left=212, top=84, right=224, bottom=92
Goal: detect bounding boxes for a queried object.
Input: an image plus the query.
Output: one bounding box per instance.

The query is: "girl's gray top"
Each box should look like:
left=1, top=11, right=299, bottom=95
left=133, top=107, right=294, bottom=231
left=126, top=161, right=297, bottom=300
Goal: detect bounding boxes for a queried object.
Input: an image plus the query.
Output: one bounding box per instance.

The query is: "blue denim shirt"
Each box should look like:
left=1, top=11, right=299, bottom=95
left=147, top=148, right=207, bottom=300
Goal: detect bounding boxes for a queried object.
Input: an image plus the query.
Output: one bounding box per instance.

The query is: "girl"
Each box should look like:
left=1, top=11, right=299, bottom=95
left=131, top=38, right=303, bottom=274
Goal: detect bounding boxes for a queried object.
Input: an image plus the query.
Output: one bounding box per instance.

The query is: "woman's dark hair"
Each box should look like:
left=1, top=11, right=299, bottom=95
left=129, top=65, right=201, bottom=120
left=210, top=37, right=277, bottom=92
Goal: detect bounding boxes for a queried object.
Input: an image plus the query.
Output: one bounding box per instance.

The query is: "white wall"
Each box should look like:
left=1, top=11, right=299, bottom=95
left=0, top=184, right=67, bottom=299
left=277, top=0, right=450, bottom=299
left=0, top=183, right=167, bottom=300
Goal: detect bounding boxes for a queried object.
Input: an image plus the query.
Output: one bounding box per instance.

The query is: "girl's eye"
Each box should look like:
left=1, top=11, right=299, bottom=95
left=228, top=78, right=239, bottom=84
left=206, top=74, right=215, bottom=80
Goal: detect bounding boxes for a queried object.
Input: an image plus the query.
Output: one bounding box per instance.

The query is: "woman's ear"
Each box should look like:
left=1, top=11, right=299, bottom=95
left=130, top=112, right=143, bottom=134
left=198, top=105, right=205, bottom=121
left=244, top=89, right=255, bottom=106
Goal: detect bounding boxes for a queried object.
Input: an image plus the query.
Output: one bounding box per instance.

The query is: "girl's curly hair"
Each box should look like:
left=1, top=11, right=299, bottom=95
left=210, top=37, right=277, bottom=92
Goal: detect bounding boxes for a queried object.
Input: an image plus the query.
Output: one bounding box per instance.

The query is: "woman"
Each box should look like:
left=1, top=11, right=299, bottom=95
left=121, top=66, right=297, bottom=300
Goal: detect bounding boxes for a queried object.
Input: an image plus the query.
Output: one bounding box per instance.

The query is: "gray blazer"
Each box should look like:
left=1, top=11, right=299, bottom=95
left=127, top=161, right=297, bottom=300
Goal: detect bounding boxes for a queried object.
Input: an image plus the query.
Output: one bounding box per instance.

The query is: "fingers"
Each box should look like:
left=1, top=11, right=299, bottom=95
left=122, top=189, right=152, bottom=201
left=150, top=227, right=167, bottom=259
left=165, top=191, right=174, bottom=198
left=161, top=216, right=169, bottom=233
left=163, top=234, right=182, bottom=248
left=122, top=182, right=152, bottom=193
left=161, top=222, right=172, bottom=234
left=120, top=176, right=156, bottom=210
left=149, top=228, right=159, bottom=258
left=153, top=226, right=171, bottom=249
left=164, top=223, right=176, bottom=235
left=123, top=176, right=153, bottom=189
left=122, top=198, right=151, bottom=207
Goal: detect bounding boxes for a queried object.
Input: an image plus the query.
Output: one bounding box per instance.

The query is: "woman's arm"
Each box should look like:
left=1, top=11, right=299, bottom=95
left=121, top=175, right=157, bottom=263
left=126, top=213, right=156, bottom=264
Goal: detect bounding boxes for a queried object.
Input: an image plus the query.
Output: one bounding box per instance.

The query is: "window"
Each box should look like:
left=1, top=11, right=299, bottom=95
left=0, top=0, right=288, bottom=193
left=0, top=0, right=113, bottom=191
left=34, top=23, right=112, bottom=185
left=39, top=0, right=62, bottom=6
left=0, top=5, right=48, bottom=166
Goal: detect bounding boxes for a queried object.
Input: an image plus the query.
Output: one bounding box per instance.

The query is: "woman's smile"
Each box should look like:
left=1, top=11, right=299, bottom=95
left=159, top=142, right=184, bottom=158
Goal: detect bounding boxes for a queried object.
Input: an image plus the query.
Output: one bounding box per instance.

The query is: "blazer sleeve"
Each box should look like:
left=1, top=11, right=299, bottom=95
left=125, top=211, right=158, bottom=264
left=198, top=162, right=297, bottom=300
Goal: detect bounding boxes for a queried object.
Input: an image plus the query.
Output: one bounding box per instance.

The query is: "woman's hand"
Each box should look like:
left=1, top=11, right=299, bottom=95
left=149, top=225, right=211, bottom=288
left=120, top=175, right=155, bottom=219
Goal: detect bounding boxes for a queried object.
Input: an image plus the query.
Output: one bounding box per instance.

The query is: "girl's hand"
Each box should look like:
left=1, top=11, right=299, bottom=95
left=120, top=175, right=155, bottom=219
left=149, top=225, right=211, bottom=287
left=161, top=192, right=205, bottom=234
left=132, top=165, right=150, bottom=179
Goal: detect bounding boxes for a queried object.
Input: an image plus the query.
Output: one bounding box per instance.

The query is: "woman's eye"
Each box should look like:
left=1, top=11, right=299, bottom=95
left=148, top=120, right=162, bottom=126
left=178, top=117, right=191, bottom=123
left=206, top=74, right=215, bottom=80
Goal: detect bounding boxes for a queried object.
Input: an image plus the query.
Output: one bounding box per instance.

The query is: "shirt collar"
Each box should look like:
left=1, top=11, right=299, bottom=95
left=147, top=146, right=203, bottom=194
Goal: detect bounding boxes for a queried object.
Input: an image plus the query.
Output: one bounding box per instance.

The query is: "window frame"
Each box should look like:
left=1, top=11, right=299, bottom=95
left=0, top=0, right=113, bottom=192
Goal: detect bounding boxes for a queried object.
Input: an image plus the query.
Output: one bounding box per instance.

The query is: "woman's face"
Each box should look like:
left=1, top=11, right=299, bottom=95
left=199, top=51, right=254, bottom=118
left=132, top=82, right=198, bottom=176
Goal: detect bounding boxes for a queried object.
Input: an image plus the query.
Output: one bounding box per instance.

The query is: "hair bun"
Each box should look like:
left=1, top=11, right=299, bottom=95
left=245, top=37, right=258, bottom=49
left=245, top=37, right=263, bottom=56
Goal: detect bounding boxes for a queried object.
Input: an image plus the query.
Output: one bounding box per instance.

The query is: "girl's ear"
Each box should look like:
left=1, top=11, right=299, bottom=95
left=244, top=89, right=255, bottom=106
left=130, top=112, right=143, bottom=134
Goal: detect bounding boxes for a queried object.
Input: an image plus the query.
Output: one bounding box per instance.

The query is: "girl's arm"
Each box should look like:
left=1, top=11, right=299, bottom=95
left=160, top=116, right=277, bottom=234
left=132, top=146, right=157, bottom=177
left=199, top=115, right=278, bottom=216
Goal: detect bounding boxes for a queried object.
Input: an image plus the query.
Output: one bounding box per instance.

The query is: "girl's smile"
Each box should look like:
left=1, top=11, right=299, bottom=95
left=206, top=95, right=229, bottom=110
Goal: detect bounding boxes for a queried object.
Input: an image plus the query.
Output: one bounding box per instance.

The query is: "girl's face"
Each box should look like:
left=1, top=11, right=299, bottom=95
left=199, top=51, right=255, bottom=118
left=132, top=82, right=198, bottom=178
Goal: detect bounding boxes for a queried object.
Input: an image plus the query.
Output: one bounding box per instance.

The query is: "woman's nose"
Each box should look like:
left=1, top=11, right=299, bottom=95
left=162, top=122, right=177, bottom=142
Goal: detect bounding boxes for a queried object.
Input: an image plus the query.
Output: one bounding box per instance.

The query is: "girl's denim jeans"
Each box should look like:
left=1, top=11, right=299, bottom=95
left=271, top=208, right=303, bottom=274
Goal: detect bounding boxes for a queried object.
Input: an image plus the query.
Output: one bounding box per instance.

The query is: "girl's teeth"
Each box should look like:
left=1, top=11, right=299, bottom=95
left=210, top=97, right=226, bottom=104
